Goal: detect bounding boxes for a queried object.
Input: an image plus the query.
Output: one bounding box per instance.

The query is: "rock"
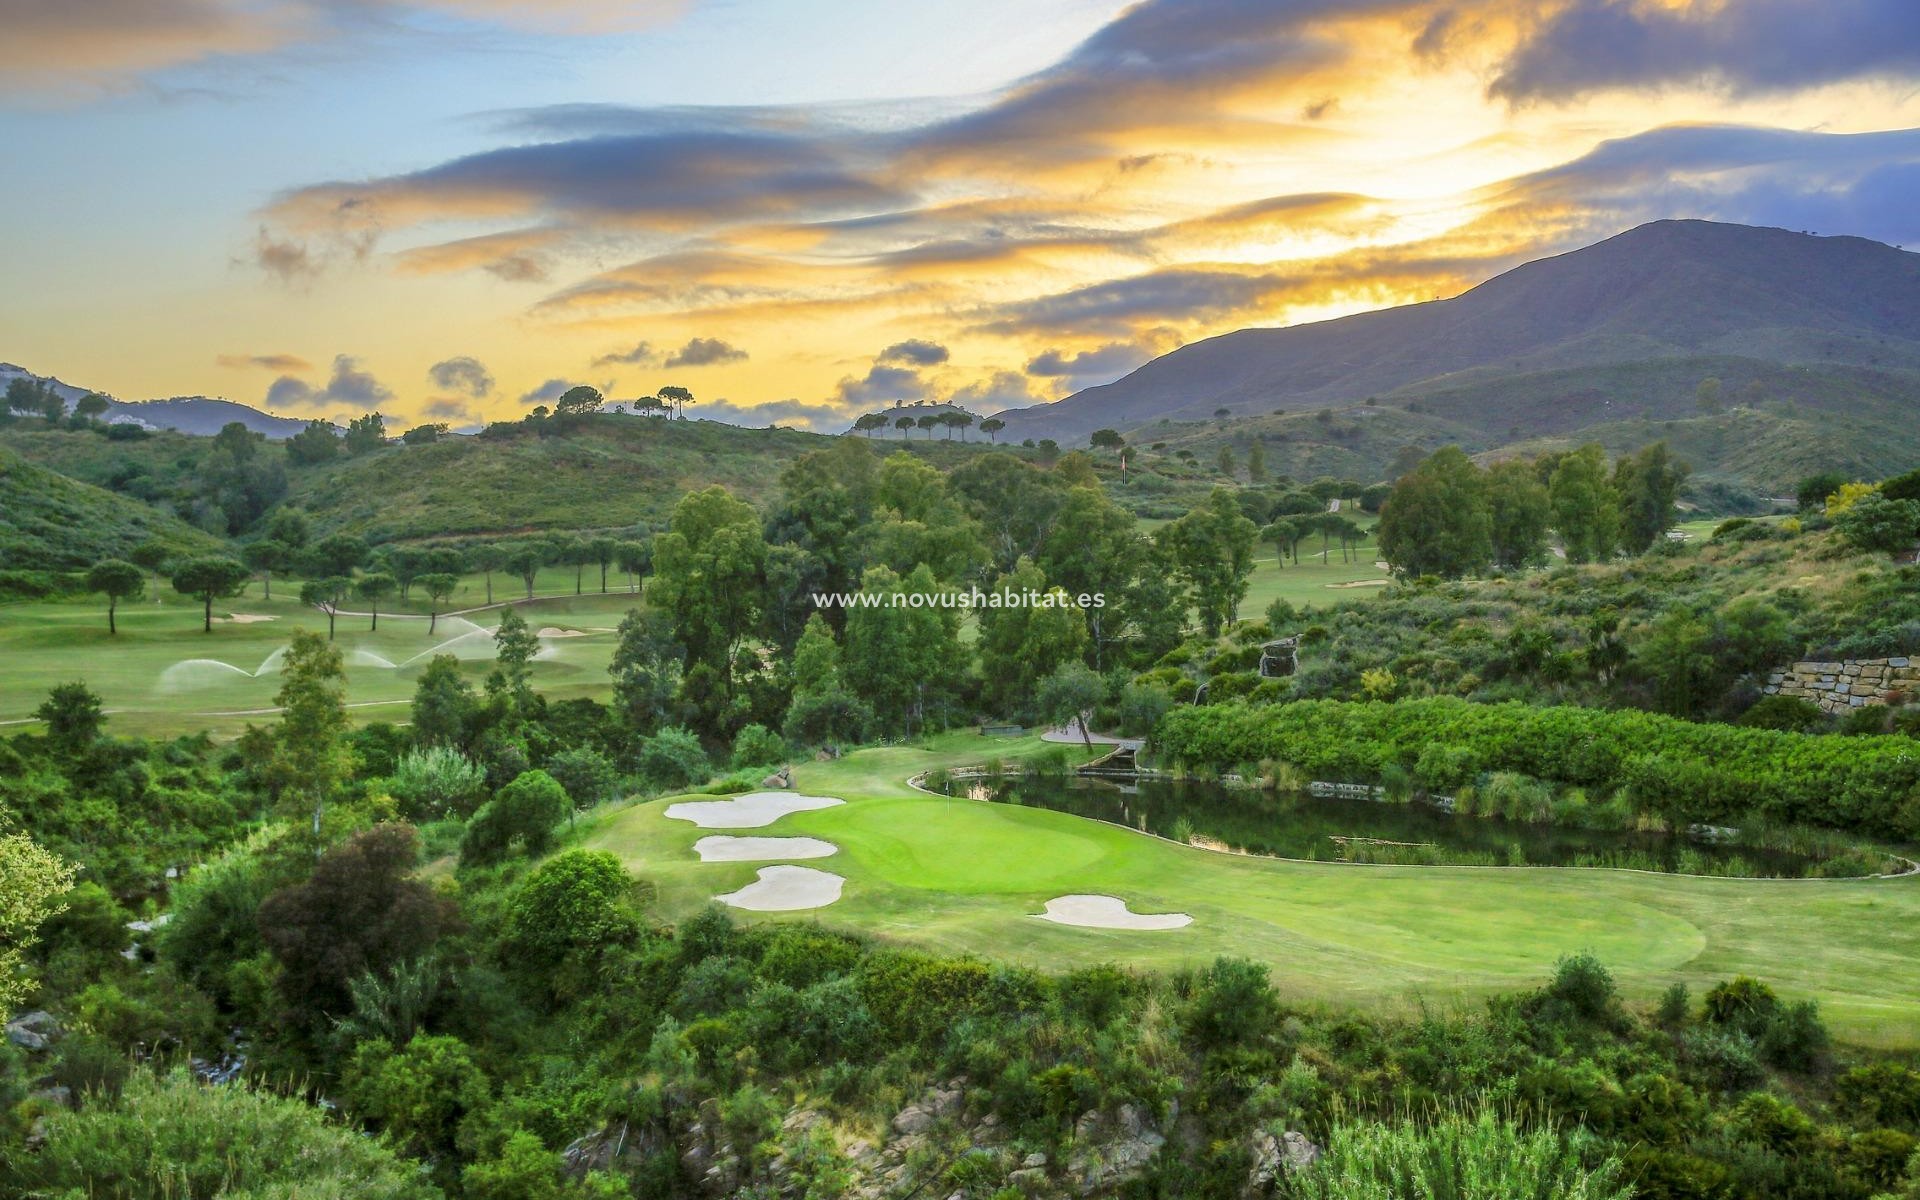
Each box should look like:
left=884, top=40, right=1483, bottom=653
left=1280, top=1131, right=1321, bottom=1170
left=1022, top=1151, right=1048, bottom=1169
left=6, top=1011, right=60, bottom=1052
left=29, top=1086, right=73, bottom=1110
left=761, top=765, right=793, bottom=789
left=892, top=1104, right=938, bottom=1136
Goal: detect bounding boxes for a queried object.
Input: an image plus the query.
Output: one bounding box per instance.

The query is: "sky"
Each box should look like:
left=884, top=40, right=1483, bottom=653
left=2, top=0, right=1919, bottom=431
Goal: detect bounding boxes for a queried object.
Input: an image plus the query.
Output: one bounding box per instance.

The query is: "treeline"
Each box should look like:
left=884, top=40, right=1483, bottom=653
left=1377, top=442, right=1689, bottom=577
left=1156, top=697, right=1920, bottom=837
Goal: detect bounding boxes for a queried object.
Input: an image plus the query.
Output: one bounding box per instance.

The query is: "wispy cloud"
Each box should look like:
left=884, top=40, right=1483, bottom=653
left=265, top=354, right=393, bottom=410
left=427, top=355, right=494, bottom=397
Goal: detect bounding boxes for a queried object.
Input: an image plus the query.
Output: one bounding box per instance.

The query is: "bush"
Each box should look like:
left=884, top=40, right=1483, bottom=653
left=635, top=726, right=711, bottom=792
left=462, top=770, right=569, bottom=865
left=1287, top=1110, right=1629, bottom=1200
left=544, top=745, right=620, bottom=807
left=1738, top=695, right=1826, bottom=732
left=392, top=746, right=486, bottom=820
left=730, top=723, right=788, bottom=770
left=506, top=849, right=640, bottom=974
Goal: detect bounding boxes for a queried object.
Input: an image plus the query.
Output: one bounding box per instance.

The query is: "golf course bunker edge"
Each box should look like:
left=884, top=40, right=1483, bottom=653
left=694, top=835, right=839, bottom=862
left=1035, top=894, right=1193, bottom=931
left=716, top=865, right=846, bottom=911
left=664, top=791, right=844, bottom=829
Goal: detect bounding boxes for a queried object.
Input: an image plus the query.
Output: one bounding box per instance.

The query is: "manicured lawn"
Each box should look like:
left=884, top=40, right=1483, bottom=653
left=582, top=732, right=1920, bottom=1047
left=0, top=575, right=646, bottom=737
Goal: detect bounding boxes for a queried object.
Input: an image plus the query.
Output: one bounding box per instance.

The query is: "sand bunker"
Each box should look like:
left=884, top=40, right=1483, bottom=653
left=664, top=791, right=844, bottom=829
left=537, top=627, right=589, bottom=638
left=1035, top=894, right=1192, bottom=930
left=717, top=865, right=845, bottom=911
left=694, top=835, right=838, bottom=862
left=1326, top=579, right=1390, bottom=589
left=216, top=613, right=278, bottom=624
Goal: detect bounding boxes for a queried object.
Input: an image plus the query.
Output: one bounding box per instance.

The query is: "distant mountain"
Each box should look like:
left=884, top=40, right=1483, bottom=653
left=0, top=363, right=317, bottom=438
left=997, top=221, right=1920, bottom=446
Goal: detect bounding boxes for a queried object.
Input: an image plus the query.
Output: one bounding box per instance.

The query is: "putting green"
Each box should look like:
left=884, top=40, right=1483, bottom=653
left=582, top=733, right=1920, bottom=1047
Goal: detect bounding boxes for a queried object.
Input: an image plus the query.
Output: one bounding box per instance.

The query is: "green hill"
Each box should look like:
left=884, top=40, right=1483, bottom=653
left=0, top=445, right=226, bottom=576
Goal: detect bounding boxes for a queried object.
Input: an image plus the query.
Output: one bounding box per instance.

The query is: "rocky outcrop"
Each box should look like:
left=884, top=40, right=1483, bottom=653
left=6, top=1010, right=61, bottom=1053
left=1764, top=657, right=1917, bottom=714
left=1246, top=1129, right=1322, bottom=1194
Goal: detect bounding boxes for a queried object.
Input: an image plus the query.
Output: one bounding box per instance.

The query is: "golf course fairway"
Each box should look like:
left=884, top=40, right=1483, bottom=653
left=582, top=732, right=1920, bottom=1048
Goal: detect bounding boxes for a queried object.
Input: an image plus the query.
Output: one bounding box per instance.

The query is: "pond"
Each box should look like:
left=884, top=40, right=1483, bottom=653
left=979, top=774, right=1827, bottom=877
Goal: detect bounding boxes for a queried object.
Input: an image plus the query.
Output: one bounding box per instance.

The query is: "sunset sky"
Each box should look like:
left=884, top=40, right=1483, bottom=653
left=3, top=0, right=1918, bottom=430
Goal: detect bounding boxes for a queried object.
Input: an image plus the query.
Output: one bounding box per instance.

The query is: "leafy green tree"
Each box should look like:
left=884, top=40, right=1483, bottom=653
left=0, top=832, right=74, bottom=1018
left=240, top=539, right=290, bottom=600
left=1550, top=443, right=1620, bottom=563
left=1834, top=491, right=1920, bottom=554
left=783, top=614, right=869, bottom=745
left=615, top=539, right=649, bottom=593
left=417, top=572, right=459, bottom=635
left=1161, top=488, right=1258, bottom=635
left=308, top=531, right=370, bottom=578
left=1613, top=441, right=1691, bottom=554
left=344, top=412, right=388, bottom=455
left=171, top=557, right=251, bottom=632
left=286, top=418, right=341, bottom=464
left=1695, top=376, right=1724, bottom=415
left=979, top=416, right=1005, bottom=442
left=609, top=608, right=683, bottom=735
left=356, top=571, right=397, bottom=631
left=17, top=1068, right=438, bottom=1199
left=86, top=558, right=144, bottom=634
left=410, top=654, right=476, bottom=749
left=128, top=540, right=172, bottom=599
left=401, top=422, right=447, bottom=444
left=634, top=726, right=711, bottom=791
left=1216, top=445, right=1236, bottom=476
left=504, top=541, right=546, bottom=600
left=976, top=559, right=1090, bottom=721
left=504, top=849, right=638, bottom=977
left=470, top=542, right=504, bottom=604
left=1245, top=439, right=1266, bottom=483
left=300, top=575, right=352, bottom=640
left=650, top=486, right=767, bottom=699
left=1795, top=470, right=1849, bottom=512
left=344, top=1033, right=490, bottom=1167
left=273, top=630, right=355, bottom=827
left=895, top=414, right=914, bottom=439
left=73, top=392, right=110, bottom=423
left=1486, top=458, right=1551, bottom=570
left=658, top=384, right=693, bottom=418
left=463, top=770, right=569, bottom=864
left=844, top=564, right=967, bottom=734
left=1377, top=446, right=1491, bottom=579
left=1037, top=661, right=1107, bottom=748
left=1090, top=428, right=1124, bottom=452
left=490, top=607, right=540, bottom=710
left=392, top=746, right=485, bottom=820
left=35, top=681, right=105, bottom=751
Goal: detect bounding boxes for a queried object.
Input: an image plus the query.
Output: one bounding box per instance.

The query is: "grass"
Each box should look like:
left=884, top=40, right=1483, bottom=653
left=0, top=445, right=224, bottom=573
left=581, top=731, right=1920, bottom=1047
left=0, top=570, right=648, bottom=737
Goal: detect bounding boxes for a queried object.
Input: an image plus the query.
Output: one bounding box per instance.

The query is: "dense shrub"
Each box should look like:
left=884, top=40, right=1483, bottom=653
left=1156, top=698, right=1920, bottom=835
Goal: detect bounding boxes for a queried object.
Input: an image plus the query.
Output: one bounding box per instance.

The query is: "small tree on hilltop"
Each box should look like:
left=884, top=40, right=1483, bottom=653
left=895, top=415, right=914, bottom=440
left=172, top=557, right=251, bottom=633
left=417, top=573, right=459, bottom=636
left=241, top=539, right=291, bottom=600
left=356, top=572, right=397, bottom=632
left=86, top=559, right=144, bottom=634
left=980, top=417, right=1005, bottom=443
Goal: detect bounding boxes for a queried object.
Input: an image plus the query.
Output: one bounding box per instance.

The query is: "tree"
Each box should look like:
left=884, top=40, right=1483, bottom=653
left=1090, top=428, right=1124, bottom=452
left=344, top=412, right=388, bottom=455
left=258, top=824, right=454, bottom=1023
left=1613, top=441, right=1690, bottom=554
left=86, top=559, right=144, bottom=634
left=916, top=413, right=939, bottom=439
left=35, top=681, right=105, bottom=750
left=587, top=535, right=618, bottom=593
left=1486, top=458, right=1551, bottom=570
left=0, top=832, right=73, bottom=1018
left=504, top=849, right=637, bottom=975
left=658, top=384, right=694, bottom=419
left=1037, top=661, right=1107, bottom=748
left=615, top=539, right=649, bottom=593
left=469, top=542, right=504, bottom=605
left=980, top=417, right=1005, bottom=443
left=975, top=559, right=1089, bottom=721
left=1161, top=488, right=1258, bottom=636
left=783, top=614, right=869, bottom=745
left=73, top=391, right=109, bottom=423
left=1376, top=446, right=1492, bottom=579
left=1261, top=519, right=1301, bottom=568
left=504, top=542, right=546, bottom=600
left=853, top=413, right=887, bottom=438
left=843, top=564, right=966, bottom=734
left=649, top=487, right=767, bottom=714
left=401, top=422, right=447, bottom=444
left=417, top=572, right=459, bottom=635
left=462, top=770, right=569, bottom=865
left=307, top=532, right=370, bottom=578
left=273, top=630, right=354, bottom=827
left=1217, top=445, right=1236, bottom=477
left=1246, top=440, right=1267, bottom=483
left=286, top=419, right=341, bottom=465
left=1795, top=471, right=1849, bottom=512
left=1696, top=376, right=1724, bottom=415
left=490, top=607, right=540, bottom=709
left=555, top=385, right=603, bottom=417
left=1834, top=491, right=1920, bottom=554
left=894, top=415, right=915, bottom=439
left=240, top=540, right=290, bottom=600
left=129, top=540, right=172, bottom=601
left=609, top=608, right=683, bottom=735
left=301, top=576, right=351, bottom=640
left=1549, top=444, right=1620, bottom=563
left=410, top=655, right=475, bottom=750
left=265, top=507, right=311, bottom=552
left=172, top=557, right=251, bottom=632
left=356, top=572, right=397, bottom=632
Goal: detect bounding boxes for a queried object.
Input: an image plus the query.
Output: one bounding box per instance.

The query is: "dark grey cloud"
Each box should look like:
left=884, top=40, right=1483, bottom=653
left=1492, top=0, right=1920, bottom=103
left=427, top=355, right=493, bottom=397
left=518, top=378, right=582, bottom=406
left=980, top=268, right=1288, bottom=337
left=423, top=396, right=478, bottom=421
left=253, top=226, right=316, bottom=283
left=663, top=337, right=749, bottom=367
left=218, top=352, right=310, bottom=371
left=833, top=364, right=926, bottom=407
left=264, top=354, right=393, bottom=411
left=948, top=370, right=1046, bottom=413
left=591, top=341, right=658, bottom=367
left=700, top=397, right=846, bottom=430
left=1025, top=341, right=1154, bottom=379
left=877, top=339, right=950, bottom=367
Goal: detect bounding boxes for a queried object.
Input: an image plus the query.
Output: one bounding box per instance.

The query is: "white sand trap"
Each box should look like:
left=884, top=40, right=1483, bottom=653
left=717, top=865, right=845, bottom=911
left=537, top=627, right=589, bottom=638
left=1326, top=579, right=1390, bottom=589
left=664, top=791, right=844, bottom=829
left=216, top=613, right=278, bottom=624
left=1035, top=894, right=1192, bottom=930
left=695, top=835, right=838, bottom=862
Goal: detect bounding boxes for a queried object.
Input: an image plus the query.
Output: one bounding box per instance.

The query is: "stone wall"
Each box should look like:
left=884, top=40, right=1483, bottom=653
left=1763, top=657, right=1918, bottom=713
